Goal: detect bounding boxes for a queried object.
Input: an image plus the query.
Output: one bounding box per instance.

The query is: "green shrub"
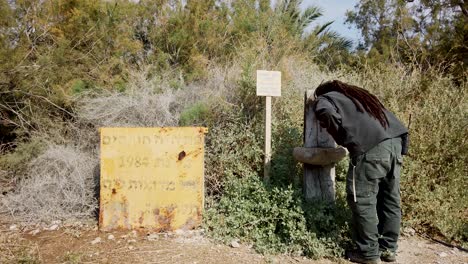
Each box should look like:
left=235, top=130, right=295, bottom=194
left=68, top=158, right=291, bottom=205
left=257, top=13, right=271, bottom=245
left=71, top=80, right=88, bottom=94
left=204, top=175, right=348, bottom=258
left=204, top=117, right=264, bottom=196
left=269, top=123, right=303, bottom=187
left=179, top=102, right=210, bottom=126
left=0, top=139, right=44, bottom=180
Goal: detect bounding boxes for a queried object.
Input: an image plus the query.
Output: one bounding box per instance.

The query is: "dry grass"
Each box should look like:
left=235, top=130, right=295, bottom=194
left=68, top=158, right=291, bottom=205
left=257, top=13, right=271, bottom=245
left=77, top=66, right=233, bottom=128
left=1, top=145, right=97, bottom=223
left=0, top=231, right=41, bottom=263
left=77, top=87, right=178, bottom=128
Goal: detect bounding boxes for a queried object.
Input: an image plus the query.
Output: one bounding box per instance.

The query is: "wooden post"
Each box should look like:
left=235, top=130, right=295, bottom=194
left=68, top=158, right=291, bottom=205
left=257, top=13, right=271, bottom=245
left=263, top=96, right=271, bottom=182
left=256, top=70, right=281, bottom=183
left=303, top=90, right=336, bottom=203
left=264, top=96, right=272, bottom=182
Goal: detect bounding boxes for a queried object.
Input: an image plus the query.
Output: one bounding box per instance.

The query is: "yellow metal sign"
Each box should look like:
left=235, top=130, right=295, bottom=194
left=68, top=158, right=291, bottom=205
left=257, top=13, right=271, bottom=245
left=99, top=127, right=207, bottom=231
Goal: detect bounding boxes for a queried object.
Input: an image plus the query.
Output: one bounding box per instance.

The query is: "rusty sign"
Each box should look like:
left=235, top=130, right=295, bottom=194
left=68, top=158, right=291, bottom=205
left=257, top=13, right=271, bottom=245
left=99, top=127, right=207, bottom=231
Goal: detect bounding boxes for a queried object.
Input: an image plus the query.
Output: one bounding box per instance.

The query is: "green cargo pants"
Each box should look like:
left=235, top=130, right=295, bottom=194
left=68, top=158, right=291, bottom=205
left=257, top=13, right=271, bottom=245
left=346, top=137, right=403, bottom=260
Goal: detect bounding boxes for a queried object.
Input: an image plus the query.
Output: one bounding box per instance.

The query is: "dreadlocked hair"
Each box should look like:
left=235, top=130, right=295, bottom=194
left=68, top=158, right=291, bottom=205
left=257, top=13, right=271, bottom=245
left=315, top=80, right=389, bottom=128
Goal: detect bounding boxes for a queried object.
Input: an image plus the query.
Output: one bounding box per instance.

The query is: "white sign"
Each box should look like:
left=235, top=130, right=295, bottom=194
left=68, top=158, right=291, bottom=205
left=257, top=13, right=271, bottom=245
left=256, top=70, right=281, bottom=97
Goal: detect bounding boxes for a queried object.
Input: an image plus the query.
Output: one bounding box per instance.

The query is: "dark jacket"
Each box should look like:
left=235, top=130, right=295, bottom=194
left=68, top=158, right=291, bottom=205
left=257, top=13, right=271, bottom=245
left=313, top=91, right=408, bottom=157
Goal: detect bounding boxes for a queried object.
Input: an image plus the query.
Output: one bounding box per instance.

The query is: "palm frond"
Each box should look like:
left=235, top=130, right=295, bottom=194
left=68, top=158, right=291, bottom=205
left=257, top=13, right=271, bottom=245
left=320, top=30, right=353, bottom=50
left=297, top=6, right=323, bottom=31
left=314, top=21, right=334, bottom=36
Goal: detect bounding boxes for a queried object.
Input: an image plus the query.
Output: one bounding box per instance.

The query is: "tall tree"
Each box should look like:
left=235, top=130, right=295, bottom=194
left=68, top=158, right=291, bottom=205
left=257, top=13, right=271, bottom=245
left=346, top=0, right=467, bottom=79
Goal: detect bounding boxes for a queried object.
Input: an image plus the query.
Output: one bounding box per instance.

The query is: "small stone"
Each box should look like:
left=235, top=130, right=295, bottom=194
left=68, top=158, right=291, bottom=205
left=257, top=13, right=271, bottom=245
left=9, top=224, right=18, bottom=231
left=127, top=239, right=137, bottom=243
left=51, top=220, right=61, bottom=225
left=65, top=229, right=81, bottom=238
left=174, top=229, right=184, bottom=235
left=403, top=227, right=416, bottom=236
left=91, top=237, right=102, bottom=245
left=230, top=240, right=240, bottom=248
left=92, top=226, right=98, bottom=231
left=131, top=230, right=137, bottom=237
left=438, top=252, right=448, bottom=258
left=107, top=234, right=115, bottom=240
left=128, top=246, right=135, bottom=250
left=192, top=229, right=204, bottom=237
left=48, top=224, right=59, bottom=231
left=147, top=233, right=158, bottom=241
left=30, top=229, right=40, bottom=236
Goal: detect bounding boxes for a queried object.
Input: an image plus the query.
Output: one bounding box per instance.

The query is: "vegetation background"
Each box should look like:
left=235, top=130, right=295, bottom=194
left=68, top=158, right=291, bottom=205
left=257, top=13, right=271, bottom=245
left=0, top=0, right=466, bottom=259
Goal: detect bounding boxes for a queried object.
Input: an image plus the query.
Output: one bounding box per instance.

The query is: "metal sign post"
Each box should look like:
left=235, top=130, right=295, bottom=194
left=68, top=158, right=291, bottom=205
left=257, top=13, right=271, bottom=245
left=256, top=70, right=281, bottom=182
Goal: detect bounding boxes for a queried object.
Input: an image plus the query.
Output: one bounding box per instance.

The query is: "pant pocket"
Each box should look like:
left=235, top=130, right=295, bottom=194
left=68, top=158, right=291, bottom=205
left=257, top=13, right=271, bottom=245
left=347, top=177, right=379, bottom=200
left=346, top=159, right=378, bottom=199
left=392, top=156, right=403, bottom=179
left=364, top=153, right=391, bottom=180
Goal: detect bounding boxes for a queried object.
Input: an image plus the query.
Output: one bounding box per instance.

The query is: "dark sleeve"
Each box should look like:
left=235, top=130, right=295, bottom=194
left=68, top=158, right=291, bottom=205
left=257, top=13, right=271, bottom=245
left=313, top=96, right=342, bottom=137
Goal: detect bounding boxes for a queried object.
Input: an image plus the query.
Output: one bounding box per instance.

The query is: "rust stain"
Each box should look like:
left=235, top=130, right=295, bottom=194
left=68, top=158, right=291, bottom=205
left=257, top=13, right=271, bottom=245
left=180, top=217, right=197, bottom=230
left=193, top=147, right=203, bottom=157
left=153, top=205, right=176, bottom=231
left=152, top=209, right=159, bottom=230
left=138, top=212, right=144, bottom=225
left=180, top=207, right=202, bottom=230
left=178, top=150, right=186, bottom=161
left=122, top=196, right=129, bottom=227
left=98, top=206, right=104, bottom=228
left=196, top=193, right=203, bottom=204
left=115, top=180, right=123, bottom=189
left=198, top=127, right=208, bottom=134
left=177, top=149, right=202, bottom=159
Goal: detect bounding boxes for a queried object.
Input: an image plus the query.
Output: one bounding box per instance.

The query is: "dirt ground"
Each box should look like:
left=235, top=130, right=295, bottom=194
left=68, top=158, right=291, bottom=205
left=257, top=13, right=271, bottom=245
left=1, top=217, right=467, bottom=264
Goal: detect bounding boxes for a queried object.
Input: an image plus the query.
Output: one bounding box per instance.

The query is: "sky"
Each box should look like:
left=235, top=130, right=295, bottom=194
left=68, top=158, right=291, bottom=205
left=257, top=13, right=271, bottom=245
left=300, top=0, right=360, bottom=45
